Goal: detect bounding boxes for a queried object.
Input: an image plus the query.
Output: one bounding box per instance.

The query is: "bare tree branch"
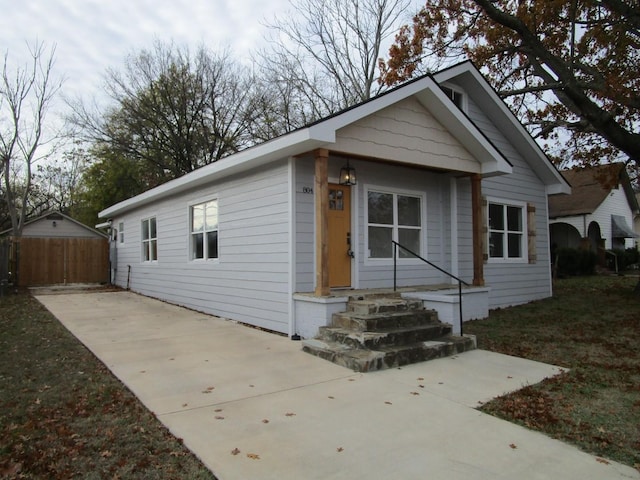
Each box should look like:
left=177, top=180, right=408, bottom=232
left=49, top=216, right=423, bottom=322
left=1, top=41, right=63, bottom=236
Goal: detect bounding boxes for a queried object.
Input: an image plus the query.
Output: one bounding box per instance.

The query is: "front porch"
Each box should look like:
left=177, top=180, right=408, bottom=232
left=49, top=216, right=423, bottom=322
left=293, top=283, right=490, bottom=340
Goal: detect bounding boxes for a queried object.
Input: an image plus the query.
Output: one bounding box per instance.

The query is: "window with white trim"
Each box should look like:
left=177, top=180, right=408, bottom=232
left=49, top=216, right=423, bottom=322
left=488, top=201, right=526, bottom=261
left=141, top=217, right=157, bottom=262
left=367, top=189, right=423, bottom=259
left=190, top=200, right=218, bottom=260
left=118, top=222, right=124, bottom=243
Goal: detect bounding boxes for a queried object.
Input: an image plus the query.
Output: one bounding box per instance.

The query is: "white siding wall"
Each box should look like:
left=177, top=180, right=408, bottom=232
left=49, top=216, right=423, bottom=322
left=295, top=156, right=315, bottom=293
left=591, top=188, right=635, bottom=249
left=464, top=95, right=553, bottom=308
left=112, top=160, right=291, bottom=334
left=294, top=155, right=454, bottom=292
left=549, top=216, right=588, bottom=238
left=332, top=97, right=479, bottom=173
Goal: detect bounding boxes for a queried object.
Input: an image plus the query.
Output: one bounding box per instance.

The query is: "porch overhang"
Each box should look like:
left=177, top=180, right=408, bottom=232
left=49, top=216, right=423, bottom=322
left=412, top=88, right=512, bottom=177
left=612, top=215, right=639, bottom=238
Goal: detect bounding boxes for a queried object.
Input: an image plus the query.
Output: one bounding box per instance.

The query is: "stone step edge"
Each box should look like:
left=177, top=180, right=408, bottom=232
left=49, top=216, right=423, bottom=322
left=302, top=335, right=477, bottom=372
left=318, top=323, right=452, bottom=347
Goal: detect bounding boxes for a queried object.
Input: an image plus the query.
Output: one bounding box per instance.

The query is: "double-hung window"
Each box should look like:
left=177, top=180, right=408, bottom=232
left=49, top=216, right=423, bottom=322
left=141, top=217, right=157, bottom=262
left=488, top=200, right=526, bottom=261
left=118, top=222, right=124, bottom=244
left=367, top=189, right=423, bottom=260
left=191, top=200, right=218, bottom=260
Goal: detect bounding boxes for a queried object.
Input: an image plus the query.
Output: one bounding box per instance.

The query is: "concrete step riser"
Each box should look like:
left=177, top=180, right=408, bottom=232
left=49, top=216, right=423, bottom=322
left=302, top=335, right=477, bottom=373
left=318, top=324, right=452, bottom=349
left=331, top=311, right=439, bottom=331
left=347, top=299, right=424, bottom=315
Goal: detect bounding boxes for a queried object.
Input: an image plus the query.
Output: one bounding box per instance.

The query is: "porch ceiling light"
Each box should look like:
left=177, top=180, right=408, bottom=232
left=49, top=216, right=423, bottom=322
left=339, top=159, right=357, bottom=186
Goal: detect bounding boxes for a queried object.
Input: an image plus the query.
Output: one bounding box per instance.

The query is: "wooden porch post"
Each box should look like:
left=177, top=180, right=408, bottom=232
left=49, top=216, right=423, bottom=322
left=471, top=174, right=485, bottom=286
left=315, top=149, right=330, bottom=296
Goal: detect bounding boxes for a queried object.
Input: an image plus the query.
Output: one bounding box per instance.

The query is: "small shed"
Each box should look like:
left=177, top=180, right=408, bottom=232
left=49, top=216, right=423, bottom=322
left=1, top=211, right=109, bottom=286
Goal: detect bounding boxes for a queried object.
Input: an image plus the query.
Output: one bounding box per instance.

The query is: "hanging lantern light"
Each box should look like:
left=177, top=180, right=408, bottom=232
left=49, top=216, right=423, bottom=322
left=339, top=159, right=357, bottom=185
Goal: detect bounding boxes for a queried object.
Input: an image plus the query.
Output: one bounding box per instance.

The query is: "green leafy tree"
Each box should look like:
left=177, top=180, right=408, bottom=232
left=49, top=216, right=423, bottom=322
left=69, top=41, right=261, bottom=191
left=72, top=147, right=148, bottom=227
left=381, top=0, right=639, bottom=168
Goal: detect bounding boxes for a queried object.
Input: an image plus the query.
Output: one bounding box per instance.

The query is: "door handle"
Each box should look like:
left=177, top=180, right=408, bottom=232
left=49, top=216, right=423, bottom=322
left=346, top=232, right=354, bottom=258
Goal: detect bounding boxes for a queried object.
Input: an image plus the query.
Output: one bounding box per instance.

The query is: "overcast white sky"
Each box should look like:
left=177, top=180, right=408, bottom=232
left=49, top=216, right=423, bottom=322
left=1, top=0, right=292, bottom=116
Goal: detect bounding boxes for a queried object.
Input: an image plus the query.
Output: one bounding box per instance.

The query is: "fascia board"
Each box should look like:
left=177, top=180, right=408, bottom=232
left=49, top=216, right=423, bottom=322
left=317, top=77, right=436, bottom=132
left=548, top=183, right=572, bottom=195
left=99, top=128, right=329, bottom=218
left=414, top=86, right=512, bottom=176
left=435, top=63, right=569, bottom=191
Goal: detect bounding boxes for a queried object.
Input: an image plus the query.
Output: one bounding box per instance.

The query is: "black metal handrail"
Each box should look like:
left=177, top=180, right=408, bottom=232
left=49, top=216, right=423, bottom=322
left=392, top=240, right=469, bottom=336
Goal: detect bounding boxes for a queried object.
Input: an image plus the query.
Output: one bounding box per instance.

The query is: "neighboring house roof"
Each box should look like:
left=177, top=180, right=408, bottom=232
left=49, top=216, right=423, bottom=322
left=0, top=211, right=108, bottom=238
left=100, top=61, right=568, bottom=218
left=548, top=163, right=639, bottom=218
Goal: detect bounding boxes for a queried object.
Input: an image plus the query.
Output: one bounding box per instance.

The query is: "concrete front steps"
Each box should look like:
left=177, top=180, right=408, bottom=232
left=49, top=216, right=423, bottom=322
left=302, top=294, right=476, bottom=372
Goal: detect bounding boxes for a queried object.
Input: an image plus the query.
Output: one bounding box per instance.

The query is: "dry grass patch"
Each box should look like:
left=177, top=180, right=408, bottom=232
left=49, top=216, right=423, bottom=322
left=466, top=275, right=640, bottom=469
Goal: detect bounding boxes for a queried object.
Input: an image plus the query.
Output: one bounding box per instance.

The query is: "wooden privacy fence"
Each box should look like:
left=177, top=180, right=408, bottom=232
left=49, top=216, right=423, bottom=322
left=15, top=237, right=109, bottom=287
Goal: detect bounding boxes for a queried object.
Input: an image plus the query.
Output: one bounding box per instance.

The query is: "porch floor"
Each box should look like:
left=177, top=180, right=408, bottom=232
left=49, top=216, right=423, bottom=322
left=295, top=283, right=460, bottom=299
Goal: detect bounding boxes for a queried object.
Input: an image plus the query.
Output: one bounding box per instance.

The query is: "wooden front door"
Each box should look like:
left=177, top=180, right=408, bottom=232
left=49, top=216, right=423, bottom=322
left=328, top=184, right=352, bottom=288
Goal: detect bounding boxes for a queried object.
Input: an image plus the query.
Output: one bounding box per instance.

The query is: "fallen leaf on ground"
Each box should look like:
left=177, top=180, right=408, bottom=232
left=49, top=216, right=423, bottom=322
left=182, top=403, right=188, bottom=407
left=285, top=412, right=296, bottom=417
left=231, top=448, right=241, bottom=456
left=101, top=450, right=112, bottom=457
left=417, top=377, right=424, bottom=381
left=507, top=376, right=513, bottom=379
left=328, top=396, right=335, bottom=399
left=0, top=462, right=22, bottom=476
left=215, top=416, right=224, bottom=420
left=509, top=443, right=517, bottom=449
left=214, top=409, right=223, bottom=412
left=262, top=419, right=269, bottom=423
left=596, top=458, right=610, bottom=465
left=410, top=392, right=420, bottom=396
left=247, top=453, right=260, bottom=460
left=337, top=447, right=344, bottom=452
left=384, top=401, right=392, bottom=405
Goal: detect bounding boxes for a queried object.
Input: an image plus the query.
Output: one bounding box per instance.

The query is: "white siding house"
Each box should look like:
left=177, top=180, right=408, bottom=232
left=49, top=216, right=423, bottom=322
left=100, top=61, right=568, bottom=338
left=549, top=164, right=639, bottom=253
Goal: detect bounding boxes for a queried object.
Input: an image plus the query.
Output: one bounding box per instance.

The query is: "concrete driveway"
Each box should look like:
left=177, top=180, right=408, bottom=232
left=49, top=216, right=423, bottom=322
left=36, top=290, right=639, bottom=480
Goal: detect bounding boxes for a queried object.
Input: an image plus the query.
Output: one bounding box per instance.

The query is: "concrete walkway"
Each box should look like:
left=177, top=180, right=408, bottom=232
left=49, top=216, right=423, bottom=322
left=36, top=290, right=639, bottom=480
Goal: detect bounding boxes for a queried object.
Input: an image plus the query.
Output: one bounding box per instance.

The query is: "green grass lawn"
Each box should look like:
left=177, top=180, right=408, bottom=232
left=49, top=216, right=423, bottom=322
left=465, top=275, right=640, bottom=470
left=0, top=291, right=216, bottom=479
